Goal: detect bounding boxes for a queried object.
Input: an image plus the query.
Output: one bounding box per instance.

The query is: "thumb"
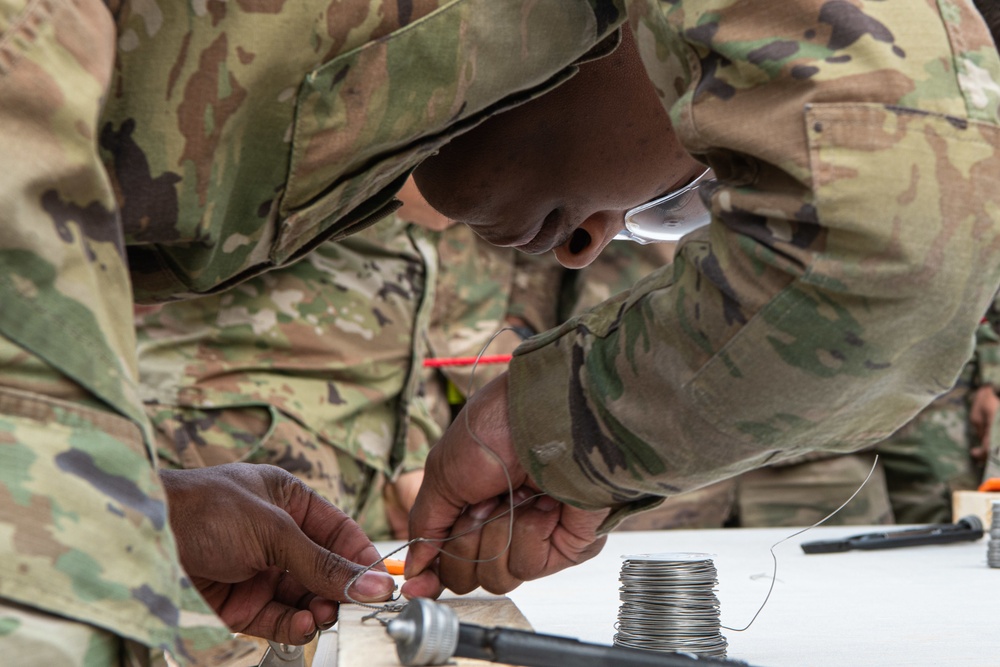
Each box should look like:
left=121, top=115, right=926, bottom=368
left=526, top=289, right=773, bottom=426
left=275, top=516, right=396, bottom=603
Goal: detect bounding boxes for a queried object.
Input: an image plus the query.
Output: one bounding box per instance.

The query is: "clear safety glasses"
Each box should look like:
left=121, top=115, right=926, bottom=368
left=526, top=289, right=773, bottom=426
left=615, top=169, right=714, bottom=244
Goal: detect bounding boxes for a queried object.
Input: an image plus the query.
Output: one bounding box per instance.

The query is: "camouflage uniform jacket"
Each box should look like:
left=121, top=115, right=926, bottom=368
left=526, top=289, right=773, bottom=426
left=137, top=216, right=438, bottom=481
left=1, top=0, right=1000, bottom=658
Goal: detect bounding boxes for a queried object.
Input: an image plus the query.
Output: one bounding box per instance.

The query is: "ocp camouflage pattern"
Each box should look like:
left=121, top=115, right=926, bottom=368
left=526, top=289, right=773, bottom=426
left=4, top=0, right=1000, bottom=660
left=979, top=291, right=1000, bottom=480
left=509, top=0, right=1000, bottom=527
left=0, top=0, right=623, bottom=659
left=568, top=241, right=899, bottom=528
left=137, top=216, right=438, bottom=540
left=876, top=366, right=982, bottom=524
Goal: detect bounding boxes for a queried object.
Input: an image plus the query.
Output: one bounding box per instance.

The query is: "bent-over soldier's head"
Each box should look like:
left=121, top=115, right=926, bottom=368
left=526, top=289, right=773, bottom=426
left=412, top=28, right=703, bottom=270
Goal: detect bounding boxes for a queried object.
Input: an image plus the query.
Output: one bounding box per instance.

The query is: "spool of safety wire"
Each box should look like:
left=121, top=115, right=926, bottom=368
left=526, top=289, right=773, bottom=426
left=614, top=553, right=728, bottom=658
left=988, top=501, right=1000, bottom=568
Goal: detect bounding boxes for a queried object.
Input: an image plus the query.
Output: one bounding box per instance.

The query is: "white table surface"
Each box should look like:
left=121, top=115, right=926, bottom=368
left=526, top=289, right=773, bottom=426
left=508, top=527, right=998, bottom=666
left=372, top=526, right=998, bottom=667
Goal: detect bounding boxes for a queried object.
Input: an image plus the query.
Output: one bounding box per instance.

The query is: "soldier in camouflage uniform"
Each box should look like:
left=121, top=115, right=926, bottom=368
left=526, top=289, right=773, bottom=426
left=135, top=178, right=563, bottom=545
left=3, top=0, right=1000, bottom=662
left=404, top=2, right=1000, bottom=598
left=136, top=179, right=565, bottom=546
left=875, top=364, right=984, bottom=524
left=135, top=177, right=563, bottom=664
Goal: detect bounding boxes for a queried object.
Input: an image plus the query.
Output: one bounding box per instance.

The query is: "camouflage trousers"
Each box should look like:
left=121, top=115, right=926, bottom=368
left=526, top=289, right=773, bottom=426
left=733, top=453, right=893, bottom=527
left=616, top=452, right=893, bottom=530
left=987, top=408, right=1000, bottom=482
left=875, top=381, right=981, bottom=524
left=147, top=403, right=392, bottom=540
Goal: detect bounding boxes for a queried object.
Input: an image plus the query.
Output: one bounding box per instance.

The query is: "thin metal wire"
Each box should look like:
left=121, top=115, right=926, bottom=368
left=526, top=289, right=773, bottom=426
left=344, top=327, right=534, bottom=613
left=614, top=554, right=728, bottom=658
left=345, top=491, right=544, bottom=612
left=721, top=453, right=880, bottom=632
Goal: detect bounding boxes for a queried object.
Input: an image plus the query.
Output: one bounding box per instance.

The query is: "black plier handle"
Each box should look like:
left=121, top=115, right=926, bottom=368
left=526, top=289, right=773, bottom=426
left=801, top=515, right=983, bottom=554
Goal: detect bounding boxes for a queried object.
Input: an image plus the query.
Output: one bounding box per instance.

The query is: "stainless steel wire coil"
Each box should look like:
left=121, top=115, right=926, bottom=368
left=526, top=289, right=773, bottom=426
left=614, top=553, right=728, bottom=658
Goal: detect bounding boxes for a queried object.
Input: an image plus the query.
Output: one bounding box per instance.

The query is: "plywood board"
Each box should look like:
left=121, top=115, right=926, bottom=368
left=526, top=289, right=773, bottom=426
left=337, top=593, right=532, bottom=667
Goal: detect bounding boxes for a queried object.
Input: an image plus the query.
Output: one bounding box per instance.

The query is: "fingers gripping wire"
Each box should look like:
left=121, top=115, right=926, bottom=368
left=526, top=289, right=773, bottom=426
left=343, top=325, right=882, bottom=635
left=344, top=328, right=541, bottom=613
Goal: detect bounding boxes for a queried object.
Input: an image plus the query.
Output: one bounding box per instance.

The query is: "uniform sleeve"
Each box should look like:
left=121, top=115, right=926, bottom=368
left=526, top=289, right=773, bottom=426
left=0, top=0, right=229, bottom=653
left=507, top=0, right=1000, bottom=521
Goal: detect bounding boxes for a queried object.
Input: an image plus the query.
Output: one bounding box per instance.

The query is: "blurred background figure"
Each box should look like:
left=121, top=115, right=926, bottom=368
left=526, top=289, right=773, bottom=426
left=419, top=225, right=563, bottom=430
left=136, top=180, right=443, bottom=541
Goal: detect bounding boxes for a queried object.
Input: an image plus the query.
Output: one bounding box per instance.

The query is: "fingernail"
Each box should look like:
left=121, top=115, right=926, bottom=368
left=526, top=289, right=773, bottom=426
left=535, top=495, right=559, bottom=512
left=512, top=487, right=533, bottom=504
left=349, top=570, right=395, bottom=602
left=469, top=498, right=499, bottom=520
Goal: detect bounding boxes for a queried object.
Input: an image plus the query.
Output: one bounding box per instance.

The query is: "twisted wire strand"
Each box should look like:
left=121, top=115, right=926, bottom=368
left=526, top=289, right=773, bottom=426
left=344, top=328, right=536, bottom=613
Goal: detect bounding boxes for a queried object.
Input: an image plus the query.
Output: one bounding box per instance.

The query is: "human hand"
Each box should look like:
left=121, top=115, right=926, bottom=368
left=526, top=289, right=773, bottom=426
left=970, top=385, right=999, bottom=463
left=401, top=373, right=609, bottom=599
left=160, top=463, right=395, bottom=644
left=384, top=469, right=424, bottom=540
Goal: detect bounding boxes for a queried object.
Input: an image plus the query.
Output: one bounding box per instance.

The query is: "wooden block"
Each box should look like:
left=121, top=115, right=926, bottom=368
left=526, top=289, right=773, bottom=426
left=163, top=634, right=315, bottom=667
left=952, top=490, right=1000, bottom=526
left=336, top=593, right=532, bottom=667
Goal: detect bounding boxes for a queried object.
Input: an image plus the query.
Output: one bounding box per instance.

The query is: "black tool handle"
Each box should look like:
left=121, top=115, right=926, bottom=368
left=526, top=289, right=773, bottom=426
left=455, top=623, right=744, bottom=667
left=801, top=515, right=983, bottom=554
